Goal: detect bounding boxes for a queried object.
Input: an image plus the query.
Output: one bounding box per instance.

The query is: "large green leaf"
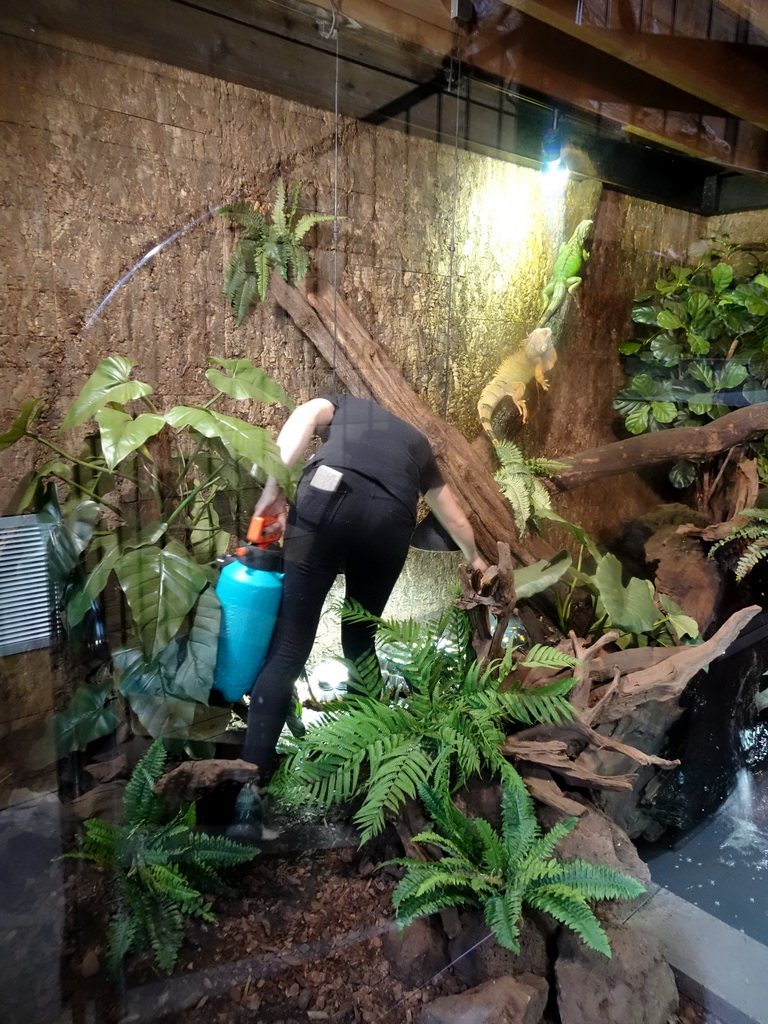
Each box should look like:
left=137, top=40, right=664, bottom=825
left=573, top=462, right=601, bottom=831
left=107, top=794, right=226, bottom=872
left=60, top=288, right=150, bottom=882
left=0, top=398, right=44, bottom=451
left=96, top=408, right=165, bottom=470
left=165, top=406, right=292, bottom=490
left=535, top=509, right=601, bottom=562
left=205, top=357, right=295, bottom=409
left=658, top=594, right=700, bottom=640
left=114, top=643, right=194, bottom=704
left=172, top=587, right=222, bottom=703
left=115, top=540, right=209, bottom=658
left=126, top=693, right=197, bottom=739
left=38, top=497, right=100, bottom=588
left=594, top=553, right=659, bottom=634
left=514, top=551, right=572, bottom=600
left=53, top=679, right=119, bottom=755
left=66, top=536, right=121, bottom=627
left=61, top=357, right=153, bottom=432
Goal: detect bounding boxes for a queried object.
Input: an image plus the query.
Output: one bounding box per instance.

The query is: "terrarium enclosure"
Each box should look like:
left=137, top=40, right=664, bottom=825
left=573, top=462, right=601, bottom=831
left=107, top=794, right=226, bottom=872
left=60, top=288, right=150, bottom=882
left=2, top=2, right=768, bottom=1024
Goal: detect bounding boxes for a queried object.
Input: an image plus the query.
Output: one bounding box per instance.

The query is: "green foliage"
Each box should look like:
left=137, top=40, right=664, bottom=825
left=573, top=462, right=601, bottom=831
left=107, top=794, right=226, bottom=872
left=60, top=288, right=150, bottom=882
left=388, top=767, right=644, bottom=956
left=219, top=180, right=336, bottom=324
left=3, top=356, right=297, bottom=754
left=537, top=510, right=700, bottom=647
left=66, top=740, right=259, bottom=975
left=709, top=506, right=768, bottom=580
left=613, top=234, right=768, bottom=487
left=493, top=440, right=567, bottom=535
left=272, top=605, right=577, bottom=843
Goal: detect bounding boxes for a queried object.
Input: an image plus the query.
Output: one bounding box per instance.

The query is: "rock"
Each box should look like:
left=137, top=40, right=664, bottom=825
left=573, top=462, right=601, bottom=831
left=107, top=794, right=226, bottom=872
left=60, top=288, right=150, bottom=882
left=381, top=917, right=449, bottom=988
left=453, top=777, right=503, bottom=830
left=537, top=795, right=651, bottom=906
left=555, top=922, right=677, bottom=1024
left=420, top=973, right=548, bottom=1024
left=447, top=909, right=548, bottom=988
left=644, top=524, right=723, bottom=635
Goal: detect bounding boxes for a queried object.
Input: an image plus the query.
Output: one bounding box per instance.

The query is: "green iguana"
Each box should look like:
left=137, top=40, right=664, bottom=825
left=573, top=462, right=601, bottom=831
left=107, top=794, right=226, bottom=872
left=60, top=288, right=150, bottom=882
left=477, top=326, right=555, bottom=442
left=537, top=218, right=593, bottom=327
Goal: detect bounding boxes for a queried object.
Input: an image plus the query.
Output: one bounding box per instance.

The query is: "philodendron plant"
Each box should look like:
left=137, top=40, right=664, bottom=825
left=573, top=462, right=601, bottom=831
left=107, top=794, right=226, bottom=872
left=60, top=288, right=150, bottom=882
left=2, top=356, right=296, bottom=757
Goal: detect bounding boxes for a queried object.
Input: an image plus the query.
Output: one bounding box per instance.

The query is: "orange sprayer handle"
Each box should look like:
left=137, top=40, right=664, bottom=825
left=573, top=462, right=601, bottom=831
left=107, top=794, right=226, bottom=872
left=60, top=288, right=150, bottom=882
left=246, top=514, right=280, bottom=547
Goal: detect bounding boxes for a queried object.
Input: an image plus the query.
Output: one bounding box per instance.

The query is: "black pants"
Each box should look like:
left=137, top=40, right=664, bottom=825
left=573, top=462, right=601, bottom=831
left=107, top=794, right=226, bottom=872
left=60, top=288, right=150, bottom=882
left=243, top=468, right=415, bottom=779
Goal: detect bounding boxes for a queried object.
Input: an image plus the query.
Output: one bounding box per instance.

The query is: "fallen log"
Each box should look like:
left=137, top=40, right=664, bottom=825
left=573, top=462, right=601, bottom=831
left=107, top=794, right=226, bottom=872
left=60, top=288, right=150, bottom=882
left=269, top=273, right=551, bottom=568
left=552, top=403, right=768, bottom=491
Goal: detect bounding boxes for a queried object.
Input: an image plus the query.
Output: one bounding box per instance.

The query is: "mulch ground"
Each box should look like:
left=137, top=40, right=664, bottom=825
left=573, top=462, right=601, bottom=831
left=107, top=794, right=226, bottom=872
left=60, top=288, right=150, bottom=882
left=61, top=833, right=725, bottom=1024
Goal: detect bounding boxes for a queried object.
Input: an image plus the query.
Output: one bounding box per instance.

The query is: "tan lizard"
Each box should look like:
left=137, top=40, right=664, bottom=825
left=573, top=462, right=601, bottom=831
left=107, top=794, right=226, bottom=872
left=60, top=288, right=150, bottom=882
left=477, top=326, right=556, bottom=443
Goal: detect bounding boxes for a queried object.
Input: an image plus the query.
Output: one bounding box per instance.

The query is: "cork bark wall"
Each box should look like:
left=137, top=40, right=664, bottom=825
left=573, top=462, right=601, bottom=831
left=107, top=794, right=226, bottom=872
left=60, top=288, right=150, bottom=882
left=1, top=25, right=762, bottom=798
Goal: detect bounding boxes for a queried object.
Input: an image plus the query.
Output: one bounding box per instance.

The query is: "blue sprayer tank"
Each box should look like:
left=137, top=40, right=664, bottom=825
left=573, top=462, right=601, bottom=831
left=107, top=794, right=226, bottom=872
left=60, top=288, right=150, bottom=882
left=212, top=543, right=284, bottom=703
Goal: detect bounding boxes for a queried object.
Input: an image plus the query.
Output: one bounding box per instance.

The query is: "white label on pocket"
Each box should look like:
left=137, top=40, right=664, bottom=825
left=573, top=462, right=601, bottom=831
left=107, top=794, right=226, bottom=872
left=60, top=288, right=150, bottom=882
left=310, top=465, right=343, bottom=492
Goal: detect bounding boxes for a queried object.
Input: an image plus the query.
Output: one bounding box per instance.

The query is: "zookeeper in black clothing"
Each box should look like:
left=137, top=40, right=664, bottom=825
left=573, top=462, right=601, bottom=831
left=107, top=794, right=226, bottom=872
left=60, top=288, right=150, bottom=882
left=242, top=394, right=487, bottom=780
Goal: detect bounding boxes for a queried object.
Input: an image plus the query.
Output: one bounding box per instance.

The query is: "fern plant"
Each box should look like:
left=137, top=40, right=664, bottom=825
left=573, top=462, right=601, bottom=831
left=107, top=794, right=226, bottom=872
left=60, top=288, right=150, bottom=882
left=389, top=767, right=645, bottom=956
left=219, top=179, right=336, bottom=323
left=709, top=506, right=768, bottom=580
left=272, top=605, right=577, bottom=843
left=494, top=440, right=566, bottom=535
left=66, top=741, right=259, bottom=975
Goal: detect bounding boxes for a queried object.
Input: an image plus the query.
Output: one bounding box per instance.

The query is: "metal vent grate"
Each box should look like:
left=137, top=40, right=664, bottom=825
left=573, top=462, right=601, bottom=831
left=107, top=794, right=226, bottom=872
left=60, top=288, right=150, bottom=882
left=0, top=515, right=54, bottom=657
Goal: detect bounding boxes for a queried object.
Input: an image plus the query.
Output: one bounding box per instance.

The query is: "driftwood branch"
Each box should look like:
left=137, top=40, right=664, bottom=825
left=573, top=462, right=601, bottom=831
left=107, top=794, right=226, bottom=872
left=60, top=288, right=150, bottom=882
left=270, top=273, right=553, bottom=568
left=593, top=604, right=760, bottom=723
left=502, top=737, right=638, bottom=791
left=520, top=768, right=588, bottom=816
left=456, top=542, right=517, bottom=663
left=552, top=403, right=768, bottom=491
left=153, top=758, right=259, bottom=812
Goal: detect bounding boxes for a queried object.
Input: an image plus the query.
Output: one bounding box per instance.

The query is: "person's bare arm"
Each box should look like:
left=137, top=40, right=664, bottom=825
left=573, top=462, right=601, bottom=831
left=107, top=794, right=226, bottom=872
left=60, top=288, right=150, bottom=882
left=253, top=398, right=336, bottom=534
left=424, top=483, right=487, bottom=571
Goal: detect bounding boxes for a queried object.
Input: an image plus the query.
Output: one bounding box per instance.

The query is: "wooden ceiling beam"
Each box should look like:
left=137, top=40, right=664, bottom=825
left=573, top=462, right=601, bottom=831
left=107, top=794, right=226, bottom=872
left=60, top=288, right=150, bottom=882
left=499, top=0, right=768, bottom=130
left=714, top=0, right=768, bottom=39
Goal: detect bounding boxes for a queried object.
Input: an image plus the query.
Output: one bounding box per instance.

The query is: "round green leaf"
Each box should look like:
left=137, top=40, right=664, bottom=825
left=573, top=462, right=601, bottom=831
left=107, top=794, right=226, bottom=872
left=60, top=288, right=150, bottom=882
left=716, top=363, right=749, bottom=391
left=618, top=341, right=642, bottom=355
left=649, top=335, right=682, bottom=366
left=628, top=374, right=657, bottom=399
left=668, top=459, right=697, bottom=489
left=711, top=262, right=734, bottom=293
left=656, top=310, right=685, bottom=331
left=650, top=401, right=677, bottom=424
left=686, top=292, right=711, bottom=320
left=631, top=305, right=660, bottom=325
left=687, top=333, right=710, bottom=356
left=688, top=397, right=713, bottom=416
left=625, top=405, right=650, bottom=434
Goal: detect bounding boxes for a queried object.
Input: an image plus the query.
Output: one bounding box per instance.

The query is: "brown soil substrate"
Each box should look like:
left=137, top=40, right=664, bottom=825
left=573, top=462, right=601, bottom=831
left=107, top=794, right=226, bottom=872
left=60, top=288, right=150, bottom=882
left=61, top=837, right=726, bottom=1024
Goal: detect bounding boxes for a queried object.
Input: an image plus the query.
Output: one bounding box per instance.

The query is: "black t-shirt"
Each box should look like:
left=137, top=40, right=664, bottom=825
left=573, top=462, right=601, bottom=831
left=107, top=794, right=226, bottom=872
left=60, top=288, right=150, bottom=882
left=308, top=394, right=444, bottom=513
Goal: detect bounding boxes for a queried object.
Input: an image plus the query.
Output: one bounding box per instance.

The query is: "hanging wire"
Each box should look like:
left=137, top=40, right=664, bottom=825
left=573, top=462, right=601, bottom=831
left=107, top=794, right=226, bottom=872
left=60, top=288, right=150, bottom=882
left=441, top=27, right=464, bottom=419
